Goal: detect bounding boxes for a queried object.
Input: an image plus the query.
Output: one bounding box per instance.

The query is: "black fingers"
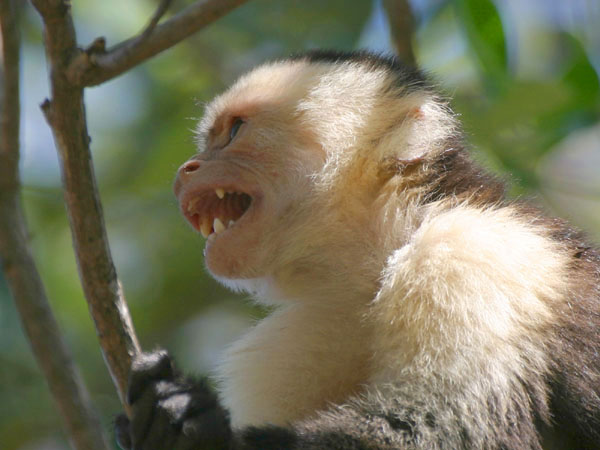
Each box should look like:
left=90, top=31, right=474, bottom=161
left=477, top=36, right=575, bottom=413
left=120, top=350, right=233, bottom=450
left=129, top=378, right=192, bottom=448
left=178, top=380, right=232, bottom=449
left=128, top=349, right=176, bottom=405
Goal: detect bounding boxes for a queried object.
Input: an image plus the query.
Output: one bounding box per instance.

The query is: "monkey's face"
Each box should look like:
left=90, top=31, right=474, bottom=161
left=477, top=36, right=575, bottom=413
left=174, top=101, right=325, bottom=282
left=173, top=59, right=446, bottom=289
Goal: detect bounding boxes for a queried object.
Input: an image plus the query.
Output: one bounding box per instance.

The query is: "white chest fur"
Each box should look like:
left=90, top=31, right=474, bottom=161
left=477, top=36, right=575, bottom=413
left=216, top=303, right=372, bottom=428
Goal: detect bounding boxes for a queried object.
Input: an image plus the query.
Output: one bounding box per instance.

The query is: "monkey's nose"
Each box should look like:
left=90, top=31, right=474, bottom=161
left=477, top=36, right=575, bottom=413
left=180, top=160, right=201, bottom=174
left=174, top=160, right=202, bottom=197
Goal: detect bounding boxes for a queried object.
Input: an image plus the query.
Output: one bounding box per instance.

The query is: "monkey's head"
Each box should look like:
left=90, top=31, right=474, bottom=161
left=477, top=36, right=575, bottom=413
left=173, top=51, right=458, bottom=296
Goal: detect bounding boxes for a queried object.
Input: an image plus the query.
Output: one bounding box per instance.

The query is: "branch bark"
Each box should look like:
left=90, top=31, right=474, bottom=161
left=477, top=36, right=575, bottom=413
left=30, top=0, right=248, bottom=418
left=68, top=0, right=248, bottom=87
left=31, top=0, right=141, bottom=412
left=0, top=1, right=109, bottom=449
left=383, top=0, right=416, bottom=66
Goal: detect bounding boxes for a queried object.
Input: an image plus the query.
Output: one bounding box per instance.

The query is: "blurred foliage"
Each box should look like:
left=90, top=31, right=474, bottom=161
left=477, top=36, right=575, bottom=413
left=455, top=0, right=508, bottom=84
left=1, top=0, right=599, bottom=448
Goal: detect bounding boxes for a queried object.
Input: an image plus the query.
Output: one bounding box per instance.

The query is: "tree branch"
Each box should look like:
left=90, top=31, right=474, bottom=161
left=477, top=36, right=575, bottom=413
left=383, top=0, right=416, bottom=66
left=68, top=0, right=248, bottom=87
left=0, top=1, right=109, bottom=449
left=31, top=0, right=141, bottom=413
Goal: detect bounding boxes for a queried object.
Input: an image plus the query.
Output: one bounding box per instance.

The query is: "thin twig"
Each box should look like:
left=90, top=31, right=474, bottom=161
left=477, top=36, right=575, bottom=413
left=141, top=0, right=174, bottom=39
left=68, top=0, right=248, bottom=87
left=0, top=1, right=109, bottom=449
left=383, top=0, right=416, bottom=66
left=31, top=0, right=141, bottom=413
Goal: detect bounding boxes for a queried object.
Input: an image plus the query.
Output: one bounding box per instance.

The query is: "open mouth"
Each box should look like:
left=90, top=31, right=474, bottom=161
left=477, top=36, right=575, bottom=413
left=182, top=187, right=253, bottom=238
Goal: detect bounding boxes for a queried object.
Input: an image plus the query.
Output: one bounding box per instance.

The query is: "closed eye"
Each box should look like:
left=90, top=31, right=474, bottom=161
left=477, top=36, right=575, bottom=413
left=229, top=118, right=244, bottom=142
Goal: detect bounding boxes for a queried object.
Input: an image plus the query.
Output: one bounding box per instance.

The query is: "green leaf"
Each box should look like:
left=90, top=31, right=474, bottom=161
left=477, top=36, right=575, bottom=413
left=560, top=32, right=600, bottom=108
left=454, top=0, right=508, bottom=88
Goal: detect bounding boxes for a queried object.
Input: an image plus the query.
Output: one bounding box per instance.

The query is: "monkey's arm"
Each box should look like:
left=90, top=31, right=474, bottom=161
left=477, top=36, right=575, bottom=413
left=113, top=350, right=362, bottom=450
left=114, top=350, right=468, bottom=450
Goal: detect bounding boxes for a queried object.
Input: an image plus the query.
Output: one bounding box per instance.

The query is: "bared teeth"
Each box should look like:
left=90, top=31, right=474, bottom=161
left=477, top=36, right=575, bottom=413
left=213, top=217, right=226, bottom=234
left=186, top=189, right=252, bottom=238
left=200, top=218, right=212, bottom=238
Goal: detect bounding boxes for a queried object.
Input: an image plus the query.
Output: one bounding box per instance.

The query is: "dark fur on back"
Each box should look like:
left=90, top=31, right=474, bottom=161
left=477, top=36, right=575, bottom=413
left=381, top=144, right=506, bottom=207
left=533, top=213, right=600, bottom=449
left=423, top=147, right=505, bottom=204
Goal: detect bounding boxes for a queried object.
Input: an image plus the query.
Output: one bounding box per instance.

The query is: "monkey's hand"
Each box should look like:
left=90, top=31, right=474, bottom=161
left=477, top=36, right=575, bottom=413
left=115, top=350, right=231, bottom=450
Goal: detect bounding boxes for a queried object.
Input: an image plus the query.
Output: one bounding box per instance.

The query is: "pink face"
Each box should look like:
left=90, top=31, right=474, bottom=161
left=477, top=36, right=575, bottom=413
left=173, top=106, right=323, bottom=280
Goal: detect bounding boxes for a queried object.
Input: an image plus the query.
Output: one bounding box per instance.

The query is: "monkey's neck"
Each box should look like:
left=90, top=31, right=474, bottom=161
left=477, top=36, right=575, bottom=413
left=216, top=294, right=374, bottom=428
left=215, top=199, right=406, bottom=428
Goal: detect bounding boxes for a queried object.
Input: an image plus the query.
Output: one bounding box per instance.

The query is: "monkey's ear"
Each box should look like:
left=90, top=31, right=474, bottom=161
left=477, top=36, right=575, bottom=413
left=374, top=93, right=458, bottom=158
left=407, top=106, right=425, bottom=120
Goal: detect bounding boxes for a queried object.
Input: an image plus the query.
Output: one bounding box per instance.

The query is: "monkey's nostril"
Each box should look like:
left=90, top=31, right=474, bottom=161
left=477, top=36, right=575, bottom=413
left=182, top=160, right=201, bottom=174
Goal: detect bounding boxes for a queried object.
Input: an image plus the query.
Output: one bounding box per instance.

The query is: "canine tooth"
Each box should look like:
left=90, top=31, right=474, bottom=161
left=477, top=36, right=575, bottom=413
left=187, top=198, right=199, bottom=212
left=228, top=220, right=235, bottom=228
left=213, top=217, right=225, bottom=234
left=200, top=219, right=212, bottom=238
left=215, top=188, right=225, bottom=199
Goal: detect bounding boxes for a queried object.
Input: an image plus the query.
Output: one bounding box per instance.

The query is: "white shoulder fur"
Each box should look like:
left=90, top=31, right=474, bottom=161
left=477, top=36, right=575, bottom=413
left=370, top=204, right=568, bottom=377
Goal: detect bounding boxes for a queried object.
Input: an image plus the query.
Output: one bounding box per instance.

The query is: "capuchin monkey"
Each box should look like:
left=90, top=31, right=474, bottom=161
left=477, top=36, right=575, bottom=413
left=115, top=50, right=600, bottom=449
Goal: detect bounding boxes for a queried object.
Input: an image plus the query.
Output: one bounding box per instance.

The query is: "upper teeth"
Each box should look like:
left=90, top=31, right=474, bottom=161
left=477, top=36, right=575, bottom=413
left=186, top=189, right=244, bottom=239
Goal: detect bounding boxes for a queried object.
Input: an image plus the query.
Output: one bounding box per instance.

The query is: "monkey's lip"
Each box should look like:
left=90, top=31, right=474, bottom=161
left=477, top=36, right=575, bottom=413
left=180, top=185, right=260, bottom=239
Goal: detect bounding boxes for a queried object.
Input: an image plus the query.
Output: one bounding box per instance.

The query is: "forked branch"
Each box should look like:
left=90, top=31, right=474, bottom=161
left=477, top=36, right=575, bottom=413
left=32, top=0, right=141, bottom=413
left=68, top=0, right=248, bottom=87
